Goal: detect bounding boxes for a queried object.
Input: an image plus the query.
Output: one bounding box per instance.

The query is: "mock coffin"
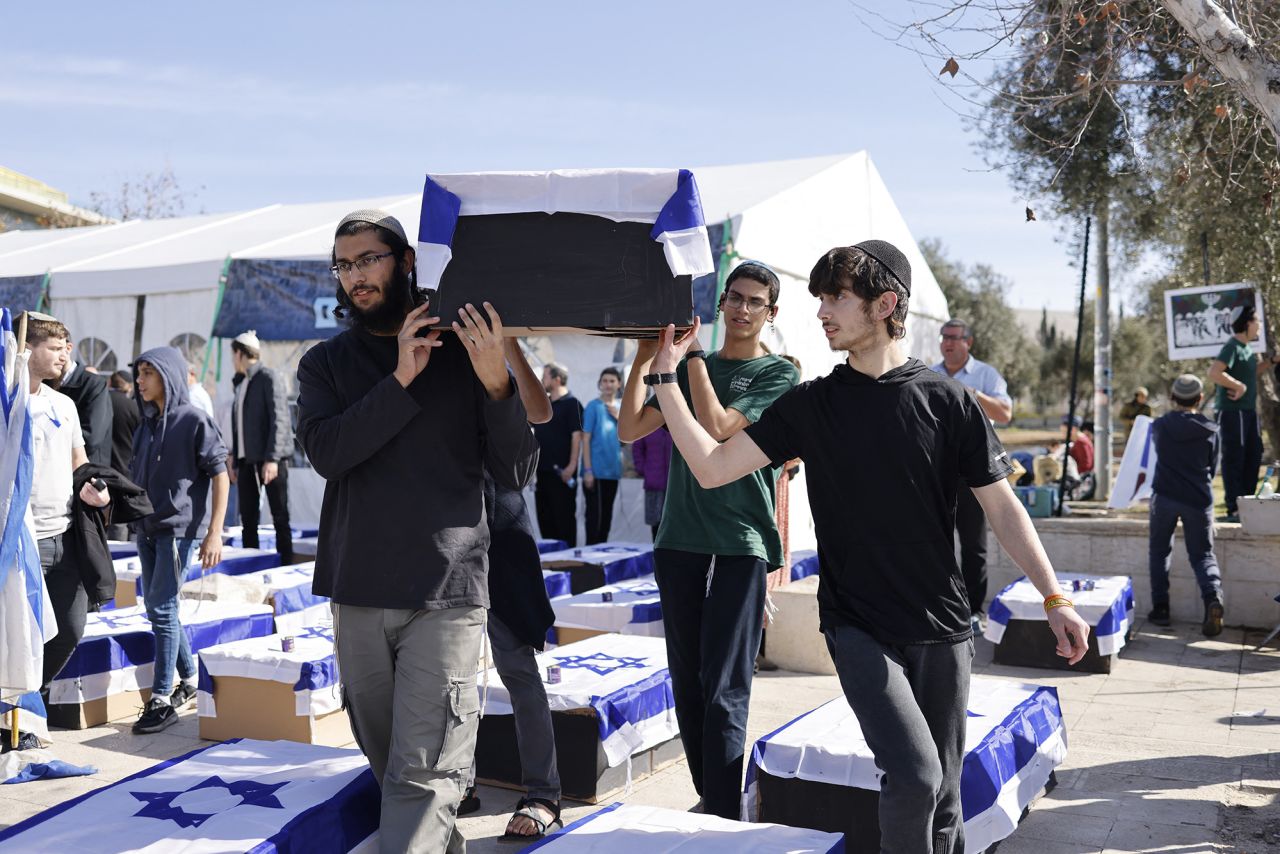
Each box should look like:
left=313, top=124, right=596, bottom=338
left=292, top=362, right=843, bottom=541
left=539, top=542, right=655, bottom=595
left=551, top=574, right=663, bottom=644
left=744, top=677, right=1066, bottom=853
left=985, top=573, right=1135, bottom=673
left=417, top=169, right=714, bottom=335
left=47, top=600, right=275, bottom=728
left=197, top=628, right=349, bottom=745
left=474, top=633, right=679, bottom=802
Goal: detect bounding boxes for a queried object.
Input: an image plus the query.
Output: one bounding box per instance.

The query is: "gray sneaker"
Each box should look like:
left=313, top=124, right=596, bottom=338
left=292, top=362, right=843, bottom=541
left=170, top=682, right=197, bottom=709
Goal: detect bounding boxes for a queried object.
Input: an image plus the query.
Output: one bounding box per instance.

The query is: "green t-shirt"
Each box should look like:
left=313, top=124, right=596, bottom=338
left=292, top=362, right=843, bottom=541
left=646, top=352, right=799, bottom=566
left=1214, top=338, right=1257, bottom=412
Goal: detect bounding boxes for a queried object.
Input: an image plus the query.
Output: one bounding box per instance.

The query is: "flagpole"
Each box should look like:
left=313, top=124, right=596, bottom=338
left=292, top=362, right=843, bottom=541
left=10, top=310, right=25, bottom=748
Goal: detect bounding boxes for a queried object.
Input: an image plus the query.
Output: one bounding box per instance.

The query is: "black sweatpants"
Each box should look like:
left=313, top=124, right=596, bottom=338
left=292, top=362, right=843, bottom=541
left=39, top=532, right=88, bottom=690
left=535, top=473, right=578, bottom=547
left=654, top=548, right=766, bottom=819
left=583, top=478, right=618, bottom=545
left=954, top=487, right=988, bottom=616
left=237, top=459, right=292, bottom=559
left=1219, top=409, right=1263, bottom=515
left=825, top=623, right=973, bottom=854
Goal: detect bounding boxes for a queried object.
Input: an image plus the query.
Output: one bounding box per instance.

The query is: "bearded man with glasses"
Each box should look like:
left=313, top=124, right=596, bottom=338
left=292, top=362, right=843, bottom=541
left=297, top=210, right=540, bottom=852
left=930, top=319, right=1012, bottom=633
left=618, top=261, right=798, bottom=819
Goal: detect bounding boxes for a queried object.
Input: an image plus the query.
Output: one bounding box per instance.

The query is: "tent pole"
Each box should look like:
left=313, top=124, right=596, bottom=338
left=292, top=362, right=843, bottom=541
left=201, top=256, right=231, bottom=383
left=1058, top=216, right=1091, bottom=517
left=8, top=708, right=17, bottom=749
left=709, top=218, right=740, bottom=352
left=35, top=271, right=51, bottom=312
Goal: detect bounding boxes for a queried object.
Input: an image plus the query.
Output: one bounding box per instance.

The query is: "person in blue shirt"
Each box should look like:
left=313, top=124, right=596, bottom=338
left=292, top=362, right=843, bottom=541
left=582, top=366, right=623, bottom=543
left=930, top=319, right=1012, bottom=628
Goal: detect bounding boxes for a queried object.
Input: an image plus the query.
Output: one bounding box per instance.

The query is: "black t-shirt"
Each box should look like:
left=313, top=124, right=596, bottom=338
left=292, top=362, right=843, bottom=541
left=109, top=389, right=141, bottom=476
left=744, top=358, right=1013, bottom=645
left=533, top=394, right=584, bottom=473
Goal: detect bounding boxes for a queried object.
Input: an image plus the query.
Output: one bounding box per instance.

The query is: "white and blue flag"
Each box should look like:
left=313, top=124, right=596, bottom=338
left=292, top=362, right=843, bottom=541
left=417, top=169, right=715, bottom=289
left=0, top=307, right=57, bottom=747
left=0, top=738, right=380, bottom=853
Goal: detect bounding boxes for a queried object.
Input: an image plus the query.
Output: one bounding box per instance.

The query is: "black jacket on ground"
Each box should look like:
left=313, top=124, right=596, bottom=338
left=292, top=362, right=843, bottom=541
left=297, top=328, right=539, bottom=610
left=232, top=362, right=294, bottom=463
left=68, top=463, right=154, bottom=605
left=109, top=389, right=141, bottom=476
left=53, top=363, right=112, bottom=467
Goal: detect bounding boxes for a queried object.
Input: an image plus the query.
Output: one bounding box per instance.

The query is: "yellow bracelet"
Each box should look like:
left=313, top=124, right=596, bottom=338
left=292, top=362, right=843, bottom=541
left=1043, top=595, right=1074, bottom=612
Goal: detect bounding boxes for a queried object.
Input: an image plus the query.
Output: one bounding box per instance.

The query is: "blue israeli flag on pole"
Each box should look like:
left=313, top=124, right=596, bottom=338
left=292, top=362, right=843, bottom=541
left=0, top=307, right=57, bottom=749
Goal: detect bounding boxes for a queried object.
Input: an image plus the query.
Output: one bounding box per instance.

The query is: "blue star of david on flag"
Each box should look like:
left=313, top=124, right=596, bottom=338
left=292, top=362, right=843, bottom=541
left=297, top=626, right=334, bottom=641
left=130, top=775, right=288, bottom=828
left=625, top=584, right=660, bottom=597
left=553, top=652, right=648, bottom=675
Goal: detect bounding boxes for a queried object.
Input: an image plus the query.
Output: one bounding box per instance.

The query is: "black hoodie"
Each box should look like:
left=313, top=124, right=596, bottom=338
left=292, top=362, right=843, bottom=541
left=746, top=357, right=1013, bottom=645
left=1151, top=409, right=1220, bottom=509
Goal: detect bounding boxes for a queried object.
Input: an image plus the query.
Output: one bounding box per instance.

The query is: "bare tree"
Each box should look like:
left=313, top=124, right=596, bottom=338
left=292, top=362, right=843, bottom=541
left=88, top=163, right=201, bottom=221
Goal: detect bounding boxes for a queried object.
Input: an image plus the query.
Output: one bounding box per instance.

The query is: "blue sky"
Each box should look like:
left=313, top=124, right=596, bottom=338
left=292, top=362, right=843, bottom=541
left=2, top=1, right=1120, bottom=310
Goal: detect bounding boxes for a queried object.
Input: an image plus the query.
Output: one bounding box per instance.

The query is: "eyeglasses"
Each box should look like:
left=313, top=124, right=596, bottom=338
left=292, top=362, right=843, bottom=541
left=939, top=333, right=968, bottom=342
left=722, top=291, right=773, bottom=314
left=330, top=252, right=394, bottom=280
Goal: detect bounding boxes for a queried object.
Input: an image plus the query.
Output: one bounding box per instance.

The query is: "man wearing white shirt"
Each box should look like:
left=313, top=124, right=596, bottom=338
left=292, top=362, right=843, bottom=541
left=24, top=314, right=111, bottom=700
left=930, top=319, right=1012, bottom=627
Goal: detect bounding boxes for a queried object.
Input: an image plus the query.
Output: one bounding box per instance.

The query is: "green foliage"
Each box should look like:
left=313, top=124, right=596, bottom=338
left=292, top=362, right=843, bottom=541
left=920, top=238, right=1038, bottom=398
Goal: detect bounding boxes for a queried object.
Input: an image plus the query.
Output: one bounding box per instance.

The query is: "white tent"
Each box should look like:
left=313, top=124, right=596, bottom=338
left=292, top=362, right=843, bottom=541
left=0, top=153, right=948, bottom=547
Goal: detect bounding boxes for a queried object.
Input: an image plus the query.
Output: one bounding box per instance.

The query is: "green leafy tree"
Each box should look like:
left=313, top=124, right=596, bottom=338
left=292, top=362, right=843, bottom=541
left=920, top=238, right=1039, bottom=400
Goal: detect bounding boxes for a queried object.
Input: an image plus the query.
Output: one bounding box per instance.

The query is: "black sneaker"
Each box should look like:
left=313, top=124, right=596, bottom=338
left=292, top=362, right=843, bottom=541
left=457, top=786, right=481, bottom=816
left=1147, top=603, right=1171, bottom=627
left=132, top=698, right=178, bottom=734
left=0, top=730, right=40, bottom=753
left=170, top=682, right=197, bottom=709
left=1203, top=600, right=1225, bottom=638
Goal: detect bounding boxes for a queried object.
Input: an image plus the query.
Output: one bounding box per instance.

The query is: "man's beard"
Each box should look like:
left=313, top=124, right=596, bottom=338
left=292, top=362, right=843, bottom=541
left=347, top=276, right=409, bottom=334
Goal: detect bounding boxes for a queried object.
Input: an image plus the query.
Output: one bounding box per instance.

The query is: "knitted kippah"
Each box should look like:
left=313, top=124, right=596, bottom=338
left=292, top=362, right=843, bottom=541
left=336, top=209, right=408, bottom=245
left=853, top=240, right=912, bottom=295
left=1171, top=374, right=1203, bottom=400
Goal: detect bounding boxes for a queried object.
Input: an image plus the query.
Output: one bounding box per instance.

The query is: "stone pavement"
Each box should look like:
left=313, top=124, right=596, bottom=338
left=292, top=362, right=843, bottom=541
left=2, top=619, right=1278, bottom=852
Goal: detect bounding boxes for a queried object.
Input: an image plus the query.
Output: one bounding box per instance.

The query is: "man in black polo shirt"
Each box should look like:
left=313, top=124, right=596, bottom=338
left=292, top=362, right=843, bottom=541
left=644, top=241, right=1089, bottom=854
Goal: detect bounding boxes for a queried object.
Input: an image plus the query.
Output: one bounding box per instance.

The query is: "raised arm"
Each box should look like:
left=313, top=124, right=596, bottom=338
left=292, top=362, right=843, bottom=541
left=296, top=303, right=440, bottom=480
left=687, top=355, right=750, bottom=441
left=504, top=338, right=552, bottom=424
left=972, top=478, right=1090, bottom=664
left=618, top=339, right=666, bottom=442
left=650, top=322, right=770, bottom=488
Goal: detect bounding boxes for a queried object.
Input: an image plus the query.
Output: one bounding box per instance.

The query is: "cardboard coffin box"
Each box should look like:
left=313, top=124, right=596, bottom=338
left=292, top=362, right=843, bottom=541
left=198, top=675, right=353, bottom=747
left=992, top=618, right=1123, bottom=674
left=434, top=212, right=694, bottom=336
left=475, top=707, right=682, bottom=803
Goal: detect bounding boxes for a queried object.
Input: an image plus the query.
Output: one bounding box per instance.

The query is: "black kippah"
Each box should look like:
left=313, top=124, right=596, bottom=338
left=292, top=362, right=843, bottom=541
left=853, top=239, right=912, bottom=295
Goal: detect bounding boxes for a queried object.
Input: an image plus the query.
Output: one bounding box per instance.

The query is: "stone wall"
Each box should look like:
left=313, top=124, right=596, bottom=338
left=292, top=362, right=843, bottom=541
left=986, top=517, right=1280, bottom=629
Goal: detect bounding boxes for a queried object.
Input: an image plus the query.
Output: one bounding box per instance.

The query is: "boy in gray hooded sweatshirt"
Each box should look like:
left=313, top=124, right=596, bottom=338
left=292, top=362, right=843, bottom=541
left=129, top=346, right=229, bottom=734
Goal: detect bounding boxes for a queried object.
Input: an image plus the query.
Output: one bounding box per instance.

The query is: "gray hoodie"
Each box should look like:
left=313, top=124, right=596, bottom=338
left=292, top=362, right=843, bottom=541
left=129, top=346, right=228, bottom=538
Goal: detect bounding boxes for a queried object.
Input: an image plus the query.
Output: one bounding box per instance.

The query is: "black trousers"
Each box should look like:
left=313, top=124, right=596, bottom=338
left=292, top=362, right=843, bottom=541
left=583, top=478, right=619, bottom=545
left=39, top=532, right=88, bottom=690
left=1219, top=409, right=1263, bottom=515
left=535, top=472, right=578, bottom=547
left=825, top=624, right=973, bottom=854
left=237, top=459, right=292, bottom=559
left=654, top=548, right=766, bottom=819
left=954, top=487, right=988, bottom=616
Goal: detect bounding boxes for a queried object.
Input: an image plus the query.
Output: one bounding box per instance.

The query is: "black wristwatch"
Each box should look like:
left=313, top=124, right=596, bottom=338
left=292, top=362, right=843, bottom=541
left=685, top=348, right=706, bottom=362
left=643, top=372, right=678, bottom=386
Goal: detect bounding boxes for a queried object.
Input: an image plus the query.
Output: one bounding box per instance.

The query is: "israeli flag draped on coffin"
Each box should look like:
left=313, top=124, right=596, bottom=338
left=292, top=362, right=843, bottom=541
left=418, top=169, right=716, bottom=334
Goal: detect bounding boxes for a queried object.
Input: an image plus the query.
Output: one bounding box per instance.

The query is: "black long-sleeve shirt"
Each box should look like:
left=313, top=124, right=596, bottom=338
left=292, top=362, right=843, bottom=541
left=297, top=327, right=539, bottom=610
